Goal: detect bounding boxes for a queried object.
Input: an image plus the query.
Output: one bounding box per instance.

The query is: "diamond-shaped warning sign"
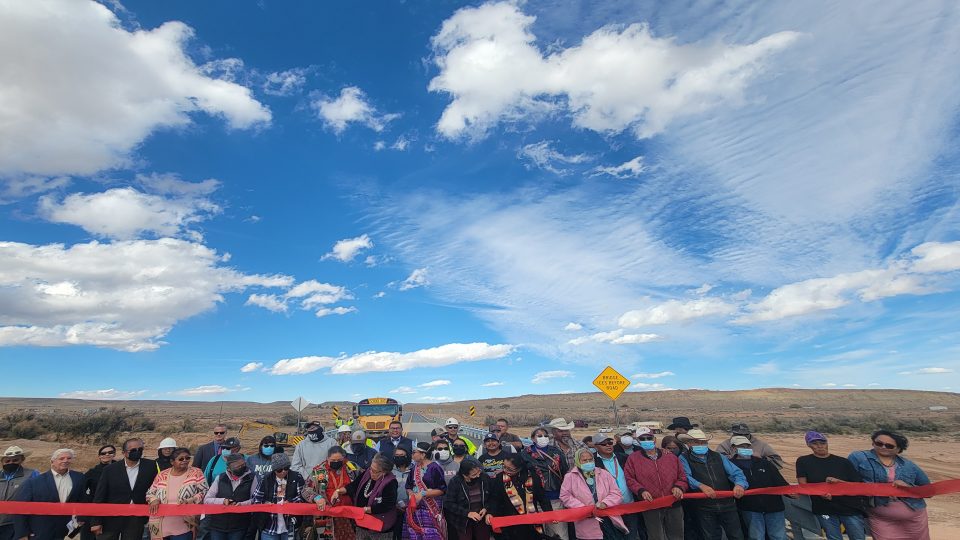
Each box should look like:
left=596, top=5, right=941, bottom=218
left=593, top=366, right=631, bottom=401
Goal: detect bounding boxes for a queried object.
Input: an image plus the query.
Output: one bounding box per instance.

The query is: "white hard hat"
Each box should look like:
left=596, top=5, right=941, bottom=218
left=158, top=437, right=177, bottom=449
left=337, top=424, right=352, bottom=433
left=445, top=418, right=460, bottom=426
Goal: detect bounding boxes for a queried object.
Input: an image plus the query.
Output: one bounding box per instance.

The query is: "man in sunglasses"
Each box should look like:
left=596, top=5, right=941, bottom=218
left=592, top=433, right=642, bottom=540
left=194, top=424, right=229, bottom=470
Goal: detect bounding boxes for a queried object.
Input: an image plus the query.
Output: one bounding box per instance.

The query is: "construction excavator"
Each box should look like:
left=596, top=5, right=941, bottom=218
left=237, top=420, right=303, bottom=449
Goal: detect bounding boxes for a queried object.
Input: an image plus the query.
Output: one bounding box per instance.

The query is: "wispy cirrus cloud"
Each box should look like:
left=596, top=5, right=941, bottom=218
left=59, top=389, right=146, bottom=400
left=268, top=342, right=513, bottom=375
left=531, top=370, right=573, bottom=384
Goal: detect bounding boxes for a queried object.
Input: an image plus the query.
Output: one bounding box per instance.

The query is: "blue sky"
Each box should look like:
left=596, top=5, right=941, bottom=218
left=2, top=0, right=960, bottom=403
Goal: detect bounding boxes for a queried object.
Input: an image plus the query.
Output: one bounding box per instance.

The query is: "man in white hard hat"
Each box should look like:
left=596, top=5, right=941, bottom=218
left=442, top=417, right=476, bottom=455
left=156, top=437, right=177, bottom=471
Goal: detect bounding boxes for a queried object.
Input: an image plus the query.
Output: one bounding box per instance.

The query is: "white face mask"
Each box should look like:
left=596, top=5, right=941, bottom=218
left=620, top=436, right=635, bottom=447
left=436, top=450, right=451, bottom=461
left=535, top=436, right=550, bottom=448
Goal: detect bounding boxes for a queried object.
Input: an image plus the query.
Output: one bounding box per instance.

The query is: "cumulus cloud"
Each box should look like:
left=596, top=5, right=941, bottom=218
left=568, top=329, right=660, bottom=346
left=0, top=238, right=292, bottom=351
left=591, top=156, right=647, bottom=179
left=399, top=268, right=429, bottom=291
left=428, top=2, right=799, bottom=140
left=910, top=242, right=960, bottom=274
left=263, top=68, right=307, bottom=96
left=0, top=176, right=71, bottom=204
left=632, top=371, right=674, bottom=379
left=269, top=342, right=513, bottom=375
left=59, top=388, right=146, bottom=400
left=245, top=294, right=288, bottom=313
left=898, top=367, right=954, bottom=375
left=314, top=306, right=356, bottom=318
left=311, top=87, right=399, bottom=133
left=0, top=0, right=270, bottom=178
left=563, top=322, right=582, bottom=331
left=420, top=379, right=451, bottom=387
left=532, top=370, right=573, bottom=384
left=619, top=298, right=737, bottom=328
left=323, top=234, right=373, bottom=262
left=247, top=280, right=354, bottom=316
left=39, top=183, right=220, bottom=241
left=518, top=141, right=591, bottom=175
left=240, top=362, right=263, bottom=373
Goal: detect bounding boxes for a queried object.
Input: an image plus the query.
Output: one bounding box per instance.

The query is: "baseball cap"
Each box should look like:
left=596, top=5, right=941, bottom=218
left=592, top=433, right=613, bottom=444
left=351, top=430, right=366, bottom=442
left=305, top=421, right=323, bottom=431
left=635, top=427, right=653, bottom=438
left=805, top=431, right=827, bottom=444
left=730, top=436, right=751, bottom=446
left=223, top=437, right=241, bottom=448
left=483, top=432, right=499, bottom=441
left=685, top=429, right=710, bottom=441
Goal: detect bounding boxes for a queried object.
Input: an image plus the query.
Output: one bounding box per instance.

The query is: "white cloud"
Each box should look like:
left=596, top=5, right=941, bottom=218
left=311, top=86, right=399, bottom=133
left=373, top=291, right=386, bottom=299
left=39, top=185, right=220, bottom=240
left=420, top=379, right=451, bottom=387
left=568, top=329, right=660, bottom=346
left=898, top=367, right=954, bottom=376
left=632, top=371, right=674, bottom=379
left=822, top=383, right=838, bottom=388
left=0, top=0, right=270, bottom=178
left=323, top=234, right=373, bottom=262
left=591, top=156, right=647, bottom=179
left=269, top=342, right=513, bottom=375
left=910, top=242, right=960, bottom=274
left=399, top=268, right=429, bottom=291
left=428, top=2, right=799, bottom=140
left=744, top=361, right=779, bottom=375
left=0, top=238, right=292, bottom=351
left=391, top=136, right=411, bottom=151
left=263, top=68, right=307, bottom=96
left=629, top=382, right=674, bottom=391
left=389, top=386, right=418, bottom=395
left=518, top=141, right=591, bottom=175
left=694, top=284, right=714, bottom=296
left=419, top=396, right=452, bottom=403
left=481, top=381, right=504, bottom=387
left=174, top=385, right=236, bottom=396
left=619, top=298, right=736, bottom=328
left=374, top=141, right=387, bottom=151
left=314, top=306, right=356, bottom=318
left=59, top=388, right=146, bottom=400
left=842, top=383, right=857, bottom=388
left=563, top=322, right=582, bottom=331
left=240, top=362, right=263, bottom=373
left=245, top=294, right=287, bottom=313
left=0, top=176, right=71, bottom=204
left=532, top=370, right=573, bottom=384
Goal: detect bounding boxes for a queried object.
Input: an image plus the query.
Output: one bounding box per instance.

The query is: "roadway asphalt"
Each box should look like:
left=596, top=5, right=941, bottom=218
left=403, top=411, right=481, bottom=445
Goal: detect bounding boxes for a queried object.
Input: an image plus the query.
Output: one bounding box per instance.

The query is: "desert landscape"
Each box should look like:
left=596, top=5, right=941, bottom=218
left=2, top=389, right=958, bottom=538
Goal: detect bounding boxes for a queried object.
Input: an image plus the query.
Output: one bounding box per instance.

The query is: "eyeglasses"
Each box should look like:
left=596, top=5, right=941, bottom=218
left=873, top=440, right=897, bottom=450
left=99, top=450, right=116, bottom=456
left=276, top=467, right=290, bottom=473
left=214, top=431, right=226, bottom=435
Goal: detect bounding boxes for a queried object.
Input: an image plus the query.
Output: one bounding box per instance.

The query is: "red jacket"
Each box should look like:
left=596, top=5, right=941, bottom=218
left=624, top=449, right=688, bottom=499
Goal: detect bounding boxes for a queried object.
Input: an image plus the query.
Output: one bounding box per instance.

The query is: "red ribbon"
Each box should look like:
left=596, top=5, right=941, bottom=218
left=0, top=502, right=384, bottom=531
left=488, top=479, right=960, bottom=531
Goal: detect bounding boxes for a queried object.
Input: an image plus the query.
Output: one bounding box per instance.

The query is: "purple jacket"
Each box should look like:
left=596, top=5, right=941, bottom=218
left=559, top=468, right=627, bottom=540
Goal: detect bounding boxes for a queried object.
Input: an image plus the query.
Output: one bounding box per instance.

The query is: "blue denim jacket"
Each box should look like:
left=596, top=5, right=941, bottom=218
left=847, top=450, right=929, bottom=510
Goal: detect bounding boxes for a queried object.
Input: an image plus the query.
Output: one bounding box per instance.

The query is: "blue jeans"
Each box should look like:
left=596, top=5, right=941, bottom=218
left=164, top=534, right=194, bottom=540
left=208, top=530, right=246, bottom=540
left=740, top=511, right=786, bottom=540
left=815, top=514, right=866, bottom=540
left=260, top=533, right=289, bottom=540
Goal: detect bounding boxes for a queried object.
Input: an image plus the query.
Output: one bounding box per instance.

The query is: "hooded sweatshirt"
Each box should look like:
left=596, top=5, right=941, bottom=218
left=291, top=433, right=336, bottom=479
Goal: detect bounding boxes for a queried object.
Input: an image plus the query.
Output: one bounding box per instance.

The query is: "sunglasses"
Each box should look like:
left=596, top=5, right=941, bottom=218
left=262, top=444, right=275, bottom=448
left=214, top=431, right=226, bottom=435
left=175, top=457, right=191, bottom=462
left=596, top=441, right=613, bottom=446
left=638, top=436, right=655, bottom=441
left=99, top=450, right=116, bottom=456
left=276, top=467, right=290, bottom=473
left=873, top=440, right=898, bottom=450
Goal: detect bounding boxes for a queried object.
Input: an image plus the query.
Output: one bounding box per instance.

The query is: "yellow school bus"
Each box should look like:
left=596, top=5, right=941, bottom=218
left=352, top=397, right=402, bottom=440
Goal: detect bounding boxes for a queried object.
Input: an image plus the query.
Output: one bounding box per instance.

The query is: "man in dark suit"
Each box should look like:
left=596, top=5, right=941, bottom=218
left=13, top=448, right=85, bottom=540
left=377, top=421, right=413, bottom=457
left=90, top=438, right=157, bottom=540
left=193, top=424, right=228, bottom=471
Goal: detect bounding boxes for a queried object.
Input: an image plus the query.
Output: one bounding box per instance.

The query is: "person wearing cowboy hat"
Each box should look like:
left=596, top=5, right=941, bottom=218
left=715, top=424, right=784, bottom=470
left=546, top=418, right=584, bottom=472
left=678, top=429, right=748, bottom=540
left=1, top=446, right=38, bottom=540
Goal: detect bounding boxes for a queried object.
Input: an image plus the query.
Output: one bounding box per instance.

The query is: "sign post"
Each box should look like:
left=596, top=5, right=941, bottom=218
left=291, top=397, right=310, bottom=434
left=592, top=366, right=630, bottom=428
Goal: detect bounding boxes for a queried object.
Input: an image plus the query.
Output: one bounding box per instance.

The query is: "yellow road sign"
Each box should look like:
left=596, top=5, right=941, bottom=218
left=469, top=406, right=476, bottom=417
left=333, top=406, right=340, bottom=417
left=593, top=366, right=631, bottom=401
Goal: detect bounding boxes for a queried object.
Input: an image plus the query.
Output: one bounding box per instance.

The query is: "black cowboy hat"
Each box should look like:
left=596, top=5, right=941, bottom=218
left=667, top=416, right=698, bottom=430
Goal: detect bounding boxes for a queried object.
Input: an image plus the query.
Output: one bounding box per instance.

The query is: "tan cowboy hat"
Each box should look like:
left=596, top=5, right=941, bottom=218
left=2, top=446, right=29, bottom=458
left=547, top=418, right=576, bottom=430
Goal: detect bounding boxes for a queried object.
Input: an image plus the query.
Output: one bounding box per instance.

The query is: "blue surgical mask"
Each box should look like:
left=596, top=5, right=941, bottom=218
left=589, top=448, right=597, bottom=455
left=221, top=449, right=232, bottom=456
left=579, top=462, right=595, bottom=473
left=639, top=441, right=656, bottom=451
left=736, top=448, right=753, bottom=458
left=692, top=445, right=709, bottom=455
left=262, top=446, right=275, bottom=456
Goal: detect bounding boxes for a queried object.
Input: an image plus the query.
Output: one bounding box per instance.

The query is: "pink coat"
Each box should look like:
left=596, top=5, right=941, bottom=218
left=559, top=468, right=628, bottom=540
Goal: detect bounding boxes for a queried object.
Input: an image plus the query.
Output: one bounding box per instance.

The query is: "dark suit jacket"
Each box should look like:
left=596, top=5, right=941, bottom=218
left=378, top=436, right=413, bottom=457
left=193, top=441, right=218, bottom=470
left=13, top=470, right=86, bottom=540
left=91, top=459, right=158, bottom=529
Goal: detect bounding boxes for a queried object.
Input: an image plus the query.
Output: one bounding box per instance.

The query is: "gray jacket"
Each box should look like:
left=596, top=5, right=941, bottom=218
left=291, top=436, right=337, bottom=479
left=0, top=466, right=37, bottom=526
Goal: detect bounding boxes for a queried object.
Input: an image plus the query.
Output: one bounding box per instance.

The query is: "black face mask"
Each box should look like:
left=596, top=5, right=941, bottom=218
left=308, top=432, right=322, bottom=442
left=230, top=466, right=247, bottom=477
left=2, top=463, right=19, bottom=473
left=352, top=443, right=366, bottom=453
left=464, top=475, right=478, bottom=484
left=126, top=448, right=143, bottom=461
left=393, top=455, right=411, bottom=467
left=452, top=446, right=467, bottom=456
left=328, top=460, right=344, bottom=470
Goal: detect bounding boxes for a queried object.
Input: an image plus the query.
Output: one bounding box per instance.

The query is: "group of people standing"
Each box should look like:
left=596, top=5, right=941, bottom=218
left=0, top=415, right=938, bottom=540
